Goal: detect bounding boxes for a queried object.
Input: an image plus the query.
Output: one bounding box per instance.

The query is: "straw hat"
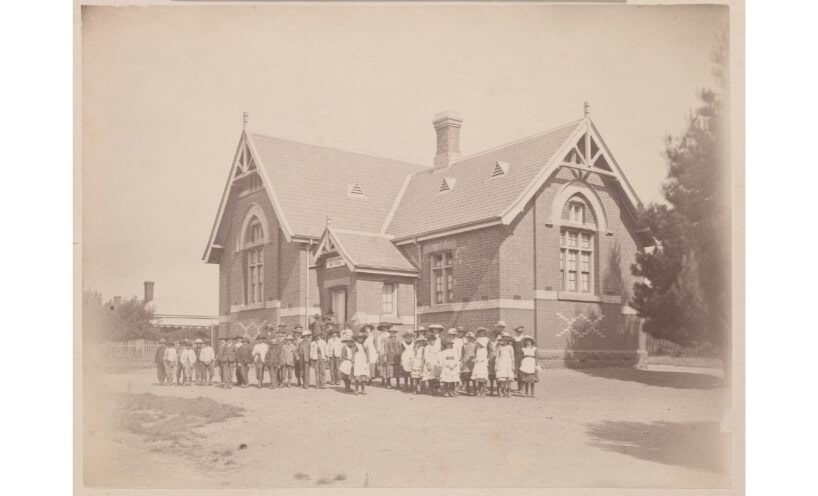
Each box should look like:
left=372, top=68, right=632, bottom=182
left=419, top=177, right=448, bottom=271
left=447, top=328, right=458, bottom=335
left=465, top=332, right=475, bottom=339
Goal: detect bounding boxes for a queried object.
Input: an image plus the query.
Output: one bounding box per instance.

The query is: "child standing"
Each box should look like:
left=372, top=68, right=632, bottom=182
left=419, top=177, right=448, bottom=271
left=352, top=331, right=371, bottom=395
left=280, top=335, right=296, bottom=387
left=472, top=328, right=489, bottom=397
left=487, top=331, right=500, bottom=396
left=410, top=335, right=427, bottom=394
left=495, top=332, right=516, bottom=398
left=422, top=333, right=440, bottom=395
left=400, top=332, right=415, bottom=391
left=460, top=332, right=477, bottom=396
left=519, top=336, right=539, bottom=398
left=339, top=330, right=356, bottom=392
left=438, top=341, right=460, bottom=397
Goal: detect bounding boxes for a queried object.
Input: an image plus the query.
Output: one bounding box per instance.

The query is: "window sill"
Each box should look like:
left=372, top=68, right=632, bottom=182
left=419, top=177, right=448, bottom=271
left=534, top=291, right=622, bottom=304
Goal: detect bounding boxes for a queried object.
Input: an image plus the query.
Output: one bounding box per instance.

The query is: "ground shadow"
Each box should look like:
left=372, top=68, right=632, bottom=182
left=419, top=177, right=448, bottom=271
left=573, top=367, right=723, bottom=390
left=586, top=420, right=730, bottom=473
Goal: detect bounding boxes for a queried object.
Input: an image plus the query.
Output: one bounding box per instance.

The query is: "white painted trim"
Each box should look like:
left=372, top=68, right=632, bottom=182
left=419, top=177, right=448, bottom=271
left=588, top=120, right=643, bottom=210
left=417, top=298, right=534, bottom=314
left=245, top=133, right=295, bottom=242
left=500, top=123, right=583, bottom=226
left=237, top=203, right=271, bottom=251
left=601, top=295, right=623, bottom=304
left=393, top=218, right=503, bottom=245
left=356, top=268, right=419, bottom=277
left=203, top=131, right=247, bottom=262
left=229, top=299, right=282, bottom=313
left=549, top=180, right=610, bottom=233
left=621, top=306, right=638, bottom=315
left=380, top=174, right=413, bottom=235
left=333, top=228, right=394, bottom=239
left=500, top=118, right=643, bottom=228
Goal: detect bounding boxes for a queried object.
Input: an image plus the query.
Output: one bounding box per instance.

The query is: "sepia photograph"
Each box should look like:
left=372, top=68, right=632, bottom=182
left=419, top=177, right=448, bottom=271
left=76, top=1, right=743, bottom=493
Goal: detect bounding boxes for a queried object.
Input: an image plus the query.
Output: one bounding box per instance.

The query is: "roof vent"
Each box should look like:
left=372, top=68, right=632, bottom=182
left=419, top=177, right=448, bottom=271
left=347, top=182, right=366, bottom=198
left=490, top=161, right=510, bottom=179
left=439, top=177, right=456, bottom=193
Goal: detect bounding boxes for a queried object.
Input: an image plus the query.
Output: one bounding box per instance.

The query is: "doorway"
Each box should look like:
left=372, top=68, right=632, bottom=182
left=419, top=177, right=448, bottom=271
left=331, top=287, right=347, bottom=325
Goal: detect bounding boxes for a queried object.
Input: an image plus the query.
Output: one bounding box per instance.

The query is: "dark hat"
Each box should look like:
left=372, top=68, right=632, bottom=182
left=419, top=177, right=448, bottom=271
left=277, top=323, right=288, bottom=328
left=428, top=324, right=444, bottom=331
left=514, top=325, right=525, bottom=332
left=377, top=322, right=392, bottom=330
left=361, top=323, right=375, bottom=331
left=313, top=313, right=322, bottom=319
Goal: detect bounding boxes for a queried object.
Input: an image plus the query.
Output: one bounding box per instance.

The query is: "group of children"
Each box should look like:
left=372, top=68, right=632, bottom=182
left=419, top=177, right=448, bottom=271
left=153, top=319, right=540, bottom=398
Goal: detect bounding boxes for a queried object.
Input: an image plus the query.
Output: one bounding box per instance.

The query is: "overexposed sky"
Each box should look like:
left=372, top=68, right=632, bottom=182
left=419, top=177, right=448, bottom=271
left=81, top=3, right=727, bottom=314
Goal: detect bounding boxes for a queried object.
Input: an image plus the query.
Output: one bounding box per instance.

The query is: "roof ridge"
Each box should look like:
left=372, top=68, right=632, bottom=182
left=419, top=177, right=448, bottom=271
left=248, top=130, right=429, bottom=171
left=332, top=227, right=394, bottom=239
left=446, top=118, right=584, bottom=166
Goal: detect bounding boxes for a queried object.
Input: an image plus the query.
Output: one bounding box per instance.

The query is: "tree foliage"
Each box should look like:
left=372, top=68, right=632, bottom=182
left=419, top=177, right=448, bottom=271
left=82, top=289, right=157, bottom=341
left=631, top=34, right=731, bottom=355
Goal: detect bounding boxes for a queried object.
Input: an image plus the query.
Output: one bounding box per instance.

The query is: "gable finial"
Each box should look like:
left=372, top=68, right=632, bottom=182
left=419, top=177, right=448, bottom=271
left=243, top=111, right=249, bottom=129
left=326, top=216, right=331, bottom=229
left=583, top=101, right=590, bottom=118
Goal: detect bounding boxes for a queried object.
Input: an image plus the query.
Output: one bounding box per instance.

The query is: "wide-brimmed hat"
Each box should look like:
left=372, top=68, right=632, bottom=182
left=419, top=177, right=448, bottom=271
left=465, top=332, right=475, bottom=338
left=447, top=328, right=458, bottom=335
left=523, top=335, right=535, bottom=343
left=377, top=322, right=392, bottom=330
left=501, top=331, right=511, bottom=339
left=475, top=327, right=487, bottom=334
left=340, top=329, right=354, bottom=342
left=294, top=324, right=303, bottom=330
left=456, top=326, right=465, bottom=333
left=514, top=326, right=525, bottom=333
left=495, top=321, right=507, bottom=328
left=415, top=335, right=427, bottom=342
left=194, top=338, right=203, bottom=344
left=427, top=324, right=444, bottom=330
left=416, top=325, right=426, bottom=332
left=302, top=329, right=312, bottom=336
left=361, top=323, right=375, bottom=331
left=388, top=327, right=398, bottom=333
left=403, top=331, right=414, bottom=338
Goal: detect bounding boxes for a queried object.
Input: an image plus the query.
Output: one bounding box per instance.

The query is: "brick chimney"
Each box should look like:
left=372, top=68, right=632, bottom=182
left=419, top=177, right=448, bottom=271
left=433, top=110, right=462, bottom=169
left=144, top=281, right=155, bottom=303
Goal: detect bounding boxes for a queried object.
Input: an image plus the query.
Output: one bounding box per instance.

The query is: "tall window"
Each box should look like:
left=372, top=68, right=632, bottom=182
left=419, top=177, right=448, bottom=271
left=560, top=228, right=593, bottom=294
left=382, top=283, right=397, bottom=316
left=245, top=216, right=264, bottom=304
left=432, top=252, right=454, bottom=304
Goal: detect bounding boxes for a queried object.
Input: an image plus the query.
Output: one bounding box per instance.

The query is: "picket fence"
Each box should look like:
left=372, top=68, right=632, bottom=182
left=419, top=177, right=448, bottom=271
left=645, top=335, right=719, bottom=358
left=104, top=339, right=162, bottom=361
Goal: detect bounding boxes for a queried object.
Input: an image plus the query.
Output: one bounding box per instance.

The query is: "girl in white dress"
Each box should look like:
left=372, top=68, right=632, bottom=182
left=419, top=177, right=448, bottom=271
left=422, top=334, right=440, bottom=395
left=495, top=333, right=516, bottom=398
left=410, top=336, right=427, bottom=394
left=352, top=333, right=370, bottom=395
left=519, top=336, right=539, bottom=398
left=400, top=333, right=415, bottom=392
left=472, top=328, right=489, bottom=397
left=438, top=341, right=460, bottom=397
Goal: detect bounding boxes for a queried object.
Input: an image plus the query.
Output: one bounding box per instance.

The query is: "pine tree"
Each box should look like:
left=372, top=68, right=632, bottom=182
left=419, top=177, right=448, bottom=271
left=630, top=33, right=731, bottom=374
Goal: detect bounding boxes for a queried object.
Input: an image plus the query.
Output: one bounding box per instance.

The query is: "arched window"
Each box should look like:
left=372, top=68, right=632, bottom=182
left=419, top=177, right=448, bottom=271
left=244, top=215, right=265, bottom=304
left=559, top=195, right=596, bottom=294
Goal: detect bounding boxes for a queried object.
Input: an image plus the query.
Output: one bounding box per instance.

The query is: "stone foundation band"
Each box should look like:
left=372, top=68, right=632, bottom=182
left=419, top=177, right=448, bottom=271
left=154, top=318, right=541, bottom=398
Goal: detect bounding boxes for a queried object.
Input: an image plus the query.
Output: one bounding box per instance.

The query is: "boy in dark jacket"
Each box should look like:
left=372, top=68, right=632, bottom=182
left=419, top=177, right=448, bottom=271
left=154, top=339, right=167, bottom=385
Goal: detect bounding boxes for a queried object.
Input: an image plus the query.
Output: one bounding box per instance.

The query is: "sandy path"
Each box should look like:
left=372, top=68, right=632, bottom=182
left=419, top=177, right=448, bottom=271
left=83, top=365, right=731, bottom=489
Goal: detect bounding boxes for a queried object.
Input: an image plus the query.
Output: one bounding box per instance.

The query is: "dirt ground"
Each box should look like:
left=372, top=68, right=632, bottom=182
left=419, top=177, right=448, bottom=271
left=82, top=364, right=731, bottom=489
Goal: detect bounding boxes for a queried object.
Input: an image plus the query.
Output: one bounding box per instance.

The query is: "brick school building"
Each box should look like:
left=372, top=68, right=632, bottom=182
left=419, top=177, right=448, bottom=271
left=203, top=107, right=652, bottom=363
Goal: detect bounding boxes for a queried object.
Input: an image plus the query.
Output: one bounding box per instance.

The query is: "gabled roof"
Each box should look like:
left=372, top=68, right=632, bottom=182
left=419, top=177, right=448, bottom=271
left=385, top=117, right=643, bottom=241
left=385, top=120, right=583, bottom=239
left=248, top=133, right=427, bottom=239
left=313, top=228, right=417, bottom=275
left=204, top=131, right=427, bottom=261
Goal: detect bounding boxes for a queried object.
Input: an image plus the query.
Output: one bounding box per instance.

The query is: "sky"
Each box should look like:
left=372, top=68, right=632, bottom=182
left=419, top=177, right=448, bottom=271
left=81, top=3, right=728, bottom=315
